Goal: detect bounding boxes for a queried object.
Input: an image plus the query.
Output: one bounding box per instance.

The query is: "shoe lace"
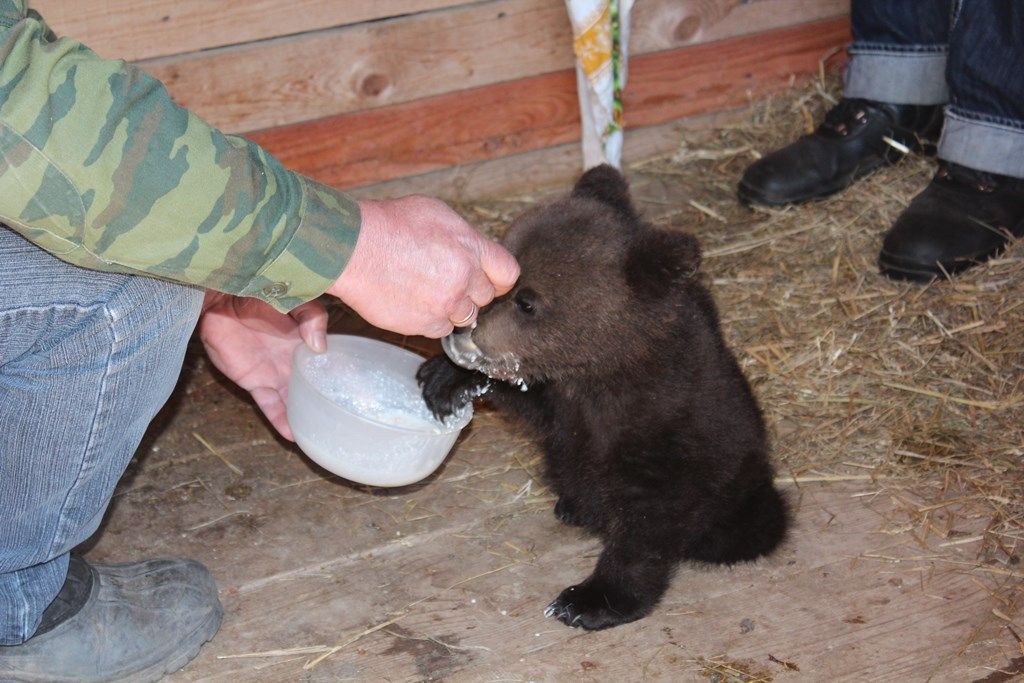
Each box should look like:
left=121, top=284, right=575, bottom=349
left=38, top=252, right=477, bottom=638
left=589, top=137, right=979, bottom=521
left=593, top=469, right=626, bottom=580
left=820, top=98, right=875, bottom=136
left=937, top=162, right=999, bottom=193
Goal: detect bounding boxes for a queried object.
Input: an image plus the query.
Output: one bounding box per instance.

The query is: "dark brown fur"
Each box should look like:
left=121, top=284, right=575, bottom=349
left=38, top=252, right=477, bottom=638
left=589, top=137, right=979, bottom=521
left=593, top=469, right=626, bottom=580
left=418, top=165, right=787, bottom=630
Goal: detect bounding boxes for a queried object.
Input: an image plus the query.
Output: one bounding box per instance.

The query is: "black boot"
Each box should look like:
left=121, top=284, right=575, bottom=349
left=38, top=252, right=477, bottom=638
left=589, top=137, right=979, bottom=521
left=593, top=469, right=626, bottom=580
left=879, top=162, right=1024, bottom=281
left=738, top=98, right=943, bottom=207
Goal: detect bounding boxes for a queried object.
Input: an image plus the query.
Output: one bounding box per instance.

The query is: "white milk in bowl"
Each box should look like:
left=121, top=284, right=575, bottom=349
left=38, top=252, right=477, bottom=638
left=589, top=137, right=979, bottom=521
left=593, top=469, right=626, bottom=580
left=287, top=335, right=472, bottom=487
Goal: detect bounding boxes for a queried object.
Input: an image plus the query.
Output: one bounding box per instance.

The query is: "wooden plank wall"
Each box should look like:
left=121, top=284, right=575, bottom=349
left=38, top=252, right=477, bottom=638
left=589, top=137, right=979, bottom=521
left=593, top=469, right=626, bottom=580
left=32, top=1, right=479, bottom=61
left=33, top=0, right=851, bottom=195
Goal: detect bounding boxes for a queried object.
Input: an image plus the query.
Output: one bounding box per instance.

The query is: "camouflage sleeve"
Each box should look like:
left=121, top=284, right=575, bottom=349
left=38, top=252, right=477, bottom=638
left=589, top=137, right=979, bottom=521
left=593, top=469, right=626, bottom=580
left=0, top=5, right=360, bottom=312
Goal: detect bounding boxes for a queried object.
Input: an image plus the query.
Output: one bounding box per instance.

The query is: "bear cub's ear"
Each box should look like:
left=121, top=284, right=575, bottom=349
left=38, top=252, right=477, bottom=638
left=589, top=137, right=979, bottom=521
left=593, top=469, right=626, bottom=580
left=571, top=164, right=637, bottom=220
left=625, top=229, right=701, bottom=298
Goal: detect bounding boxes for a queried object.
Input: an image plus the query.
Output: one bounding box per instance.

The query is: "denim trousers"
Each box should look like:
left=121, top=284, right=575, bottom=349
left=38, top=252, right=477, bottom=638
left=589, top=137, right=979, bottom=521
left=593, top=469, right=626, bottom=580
left=0, top=226, right=203, bottom=644
left=844, top=0, right=1024, bottom=178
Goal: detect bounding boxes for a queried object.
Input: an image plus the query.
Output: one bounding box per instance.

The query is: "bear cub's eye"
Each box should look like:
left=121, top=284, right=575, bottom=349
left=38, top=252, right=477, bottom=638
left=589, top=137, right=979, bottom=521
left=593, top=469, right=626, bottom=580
left=514, top=289, right=537, bottom=315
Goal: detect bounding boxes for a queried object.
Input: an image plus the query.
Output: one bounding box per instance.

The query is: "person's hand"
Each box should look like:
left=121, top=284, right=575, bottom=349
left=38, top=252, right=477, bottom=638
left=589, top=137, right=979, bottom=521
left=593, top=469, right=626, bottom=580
left=328, top=196, right=520, bottom=338
left=198, top=291, right=328, bottom=441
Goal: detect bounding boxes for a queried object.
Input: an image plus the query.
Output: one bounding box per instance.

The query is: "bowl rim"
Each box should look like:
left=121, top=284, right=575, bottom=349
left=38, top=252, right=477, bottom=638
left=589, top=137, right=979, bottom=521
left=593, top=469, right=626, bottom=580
left=292, top=334, right=472, bottom=436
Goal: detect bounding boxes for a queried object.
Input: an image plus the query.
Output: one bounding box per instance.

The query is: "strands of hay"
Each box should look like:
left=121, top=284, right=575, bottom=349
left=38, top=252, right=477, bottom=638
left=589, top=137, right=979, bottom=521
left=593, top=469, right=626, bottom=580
left=455, top=73, right=1023, bottom=663
left=464, top=74, right=1022, bottom=565
left=301, top=73, right=1021, bottom=677
left=689, top=655, right=775, bottom=682
left=218, top=560, right=517, bottom=669
left=644, top=77, right=1021, bottom=556
left=639, top=78, right=1024, bottom=665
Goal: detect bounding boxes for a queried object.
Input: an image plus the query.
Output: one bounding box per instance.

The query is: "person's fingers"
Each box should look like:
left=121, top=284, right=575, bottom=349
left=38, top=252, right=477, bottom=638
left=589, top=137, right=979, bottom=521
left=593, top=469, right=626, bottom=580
left=478, top=240, right=520, bottom=296
left=289, top=299, right=329, bottom=352
left=449, top=298, right=478, bottom=328
left=250, top=388, right=294, bottom=441
left=466, top=269, right=497, bottom=307
left=424, top=318, right=456, bottom=339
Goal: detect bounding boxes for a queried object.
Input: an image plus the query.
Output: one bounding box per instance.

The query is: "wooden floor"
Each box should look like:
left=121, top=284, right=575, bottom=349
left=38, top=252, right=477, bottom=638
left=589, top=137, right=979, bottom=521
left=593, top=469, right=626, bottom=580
left=83, top=174, right=1022, bottom=683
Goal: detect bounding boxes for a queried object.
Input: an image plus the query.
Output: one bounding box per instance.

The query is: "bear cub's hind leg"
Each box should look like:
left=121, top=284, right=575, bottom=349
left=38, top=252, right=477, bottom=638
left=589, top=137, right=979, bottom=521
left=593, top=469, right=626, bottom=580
left=546, top=530, right=674, bottom=630
left=553, top=495, right=605, bottom=530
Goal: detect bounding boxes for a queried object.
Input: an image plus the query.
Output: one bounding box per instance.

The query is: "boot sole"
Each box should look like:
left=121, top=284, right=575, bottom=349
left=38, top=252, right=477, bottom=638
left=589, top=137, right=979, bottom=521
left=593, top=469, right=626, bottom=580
left=878, top=215, right=1024, bottom=282
left=1, top=606, right=221, bottom=683
left=877, top=256, right=948, bottom=282
left=737, top=163, right=884, bottom=208
left=119, top=601, right=224, bottom=683
left=737, top=176, right=854, bottom=208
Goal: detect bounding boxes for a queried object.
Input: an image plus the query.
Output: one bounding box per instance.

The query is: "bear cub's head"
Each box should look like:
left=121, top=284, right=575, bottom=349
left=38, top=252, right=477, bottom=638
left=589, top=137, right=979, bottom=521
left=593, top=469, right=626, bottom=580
left=449, top=164, right=702, bottom=385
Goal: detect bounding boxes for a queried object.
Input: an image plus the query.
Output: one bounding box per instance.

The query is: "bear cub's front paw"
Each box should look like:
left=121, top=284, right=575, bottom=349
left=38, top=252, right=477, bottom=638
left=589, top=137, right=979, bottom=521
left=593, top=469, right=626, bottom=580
left=544, top=582, right=651, bottom=630
left=416, top=355, right=490, bottom=421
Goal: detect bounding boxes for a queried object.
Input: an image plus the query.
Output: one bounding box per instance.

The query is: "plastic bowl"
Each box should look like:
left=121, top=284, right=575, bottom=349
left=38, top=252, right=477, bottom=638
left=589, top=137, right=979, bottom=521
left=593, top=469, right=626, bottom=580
left=287, top=335, right=472, bottom=487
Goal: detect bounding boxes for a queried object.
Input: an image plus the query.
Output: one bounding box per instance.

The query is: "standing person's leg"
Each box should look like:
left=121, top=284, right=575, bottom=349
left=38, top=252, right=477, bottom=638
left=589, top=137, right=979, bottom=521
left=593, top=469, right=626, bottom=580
left=0, top=226, right=222, bottom=681
left=843, top=0, right=951, bottom=105
left=738, top=0, right=950, bottom=207
left=880, top=1, right=1024, bottom=279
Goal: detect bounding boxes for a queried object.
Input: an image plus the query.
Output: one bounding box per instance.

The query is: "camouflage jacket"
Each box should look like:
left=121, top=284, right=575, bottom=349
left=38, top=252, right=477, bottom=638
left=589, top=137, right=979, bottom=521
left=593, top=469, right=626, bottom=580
left=0, top=1, right=359, bottom=312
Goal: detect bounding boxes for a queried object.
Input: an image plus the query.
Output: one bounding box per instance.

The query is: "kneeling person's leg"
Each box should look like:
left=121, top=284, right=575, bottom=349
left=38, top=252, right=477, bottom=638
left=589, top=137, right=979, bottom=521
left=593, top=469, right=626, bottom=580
left=0, top=225, right=213, bottom=663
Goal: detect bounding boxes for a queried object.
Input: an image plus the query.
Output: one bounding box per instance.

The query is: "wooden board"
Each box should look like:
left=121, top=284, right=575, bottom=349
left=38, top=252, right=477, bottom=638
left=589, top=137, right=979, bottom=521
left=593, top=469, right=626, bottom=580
left=247, top=18, right=851, bottom=189
left=165, top=487, right=1010, bottom=681
left=31, top=0, right=478, bottom=62
left=34, top=0, right=849, bottom=66
left=632, top=0, right=847, bottom=52
left=140, top=0, right=575, bottom=134
left=347, top=114, right=732, bottom=201
left=81, top=312, right=1019, bottom=681
left=113, top=0, right=849, bottom=135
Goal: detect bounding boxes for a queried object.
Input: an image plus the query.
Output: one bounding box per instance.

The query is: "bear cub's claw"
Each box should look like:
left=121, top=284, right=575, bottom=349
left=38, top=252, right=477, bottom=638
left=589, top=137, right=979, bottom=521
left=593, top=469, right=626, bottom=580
left=544, top=583, right=649, bottom=631
left=416, top=355, right=489, bottom=421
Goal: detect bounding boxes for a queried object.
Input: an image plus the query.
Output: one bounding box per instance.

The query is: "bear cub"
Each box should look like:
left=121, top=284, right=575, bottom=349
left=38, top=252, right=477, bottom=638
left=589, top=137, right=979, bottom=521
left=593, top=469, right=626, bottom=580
left=417, top=165, right=787, bottom=630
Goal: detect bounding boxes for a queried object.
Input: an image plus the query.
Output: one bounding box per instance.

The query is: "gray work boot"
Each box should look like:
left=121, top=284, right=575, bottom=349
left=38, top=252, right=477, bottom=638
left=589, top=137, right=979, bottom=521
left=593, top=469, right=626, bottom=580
left=0, top=556, right=223, bottom=682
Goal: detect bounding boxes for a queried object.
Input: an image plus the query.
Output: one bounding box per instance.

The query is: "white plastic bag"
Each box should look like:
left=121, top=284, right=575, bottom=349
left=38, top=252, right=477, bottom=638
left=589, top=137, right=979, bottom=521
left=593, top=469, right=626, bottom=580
left=565, top=0, right=635, bottom=169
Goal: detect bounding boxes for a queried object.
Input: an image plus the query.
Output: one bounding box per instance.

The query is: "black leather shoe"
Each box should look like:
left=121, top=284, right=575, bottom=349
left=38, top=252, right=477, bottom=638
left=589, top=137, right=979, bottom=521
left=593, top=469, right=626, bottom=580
left=879, top=162, right=1024, bottom=282
left=738, top=98, right=943, bottom=207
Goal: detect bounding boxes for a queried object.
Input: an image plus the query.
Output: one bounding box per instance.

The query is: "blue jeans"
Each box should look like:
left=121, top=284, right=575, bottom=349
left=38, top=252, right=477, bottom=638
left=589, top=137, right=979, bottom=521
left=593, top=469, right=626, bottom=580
left=844, top=0, right=1024, bottom=178
left=0, top=227, right=203, bottom=645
